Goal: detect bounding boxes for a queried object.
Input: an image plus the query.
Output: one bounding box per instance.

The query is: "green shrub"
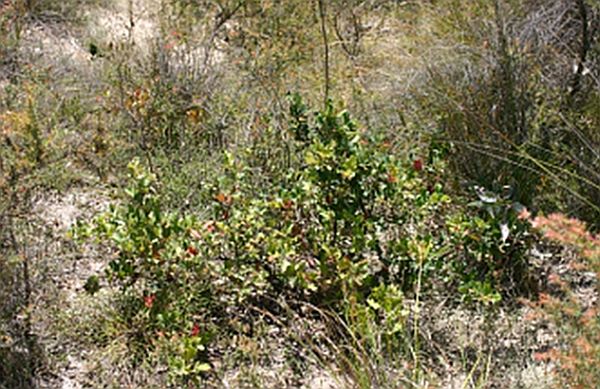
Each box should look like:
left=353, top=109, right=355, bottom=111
left=446, top=188, right=534, bottom=301
left=73, top=160, right=215, bottom=383
left=200, top=95, right=452, bottom=306
left=75, top=97, right=540, bottom=384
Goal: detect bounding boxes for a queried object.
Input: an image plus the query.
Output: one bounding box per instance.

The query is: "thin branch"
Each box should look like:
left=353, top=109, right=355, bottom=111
left=569, top=0, right=591, bottom=101
left=317, top=0, right=330, bottom=107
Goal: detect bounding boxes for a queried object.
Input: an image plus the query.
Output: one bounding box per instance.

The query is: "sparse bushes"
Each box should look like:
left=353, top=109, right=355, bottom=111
left=2, top=0, right=599, bottom=387
left=73, top=160, right=215, bottom=383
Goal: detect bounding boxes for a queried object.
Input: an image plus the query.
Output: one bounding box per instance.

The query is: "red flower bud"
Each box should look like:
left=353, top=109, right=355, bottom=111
left=191, top=323, right=200, bottom=337
left=144, top=294, right=156, bottom=308
left=413, top=159, right=423, bottom=172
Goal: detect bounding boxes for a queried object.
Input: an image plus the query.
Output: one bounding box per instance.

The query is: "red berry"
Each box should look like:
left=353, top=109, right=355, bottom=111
left=413, top=159, right=423, bottom=172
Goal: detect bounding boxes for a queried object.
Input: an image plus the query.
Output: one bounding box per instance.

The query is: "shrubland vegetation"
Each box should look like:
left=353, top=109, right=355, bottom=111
left=1, top=0, right=599, bottom=387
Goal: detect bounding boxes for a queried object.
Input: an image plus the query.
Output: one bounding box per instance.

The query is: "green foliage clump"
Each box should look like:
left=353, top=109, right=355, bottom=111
left=74, top=97, right=539, bottom=384
left=201, top=95, right=451, bottom=307
left=73, top=98, right=445, bottom=375
left=446, top=189, right=534, bottom=303
left=73, top=160, right=214, bottom=382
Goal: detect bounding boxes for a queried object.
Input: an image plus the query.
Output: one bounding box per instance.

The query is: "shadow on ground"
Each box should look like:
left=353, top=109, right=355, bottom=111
left=0, top=221, right=46, bottom=389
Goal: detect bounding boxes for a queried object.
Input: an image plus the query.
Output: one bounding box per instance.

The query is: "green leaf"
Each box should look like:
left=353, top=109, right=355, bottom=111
left=193, top=363, right=211, bottom=373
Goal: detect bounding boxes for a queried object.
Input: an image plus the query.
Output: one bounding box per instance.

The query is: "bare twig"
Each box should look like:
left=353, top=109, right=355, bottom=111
left=569, top=0, right=591, bottom=102
left=202, top=0, right=244, bottom=75
left=317, top=0, right=330, bottom=107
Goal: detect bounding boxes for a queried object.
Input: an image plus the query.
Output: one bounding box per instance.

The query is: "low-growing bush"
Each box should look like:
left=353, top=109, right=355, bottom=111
left=200, top=95, right=452, bottom=306
left=73, top=159, right=215, bottom=383
left=446, top=188, right=535, bottom=302
left=75, top=97, right=539, bottom=384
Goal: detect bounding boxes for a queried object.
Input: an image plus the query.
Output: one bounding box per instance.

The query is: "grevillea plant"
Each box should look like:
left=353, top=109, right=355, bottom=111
left=522, top=211, right=599, bottom=387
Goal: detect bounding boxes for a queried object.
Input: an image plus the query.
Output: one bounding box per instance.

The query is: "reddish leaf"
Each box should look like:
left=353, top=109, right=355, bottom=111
left=190, top=229, right=203, bottom=240
left=215, top=193, right=232, bottom=205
